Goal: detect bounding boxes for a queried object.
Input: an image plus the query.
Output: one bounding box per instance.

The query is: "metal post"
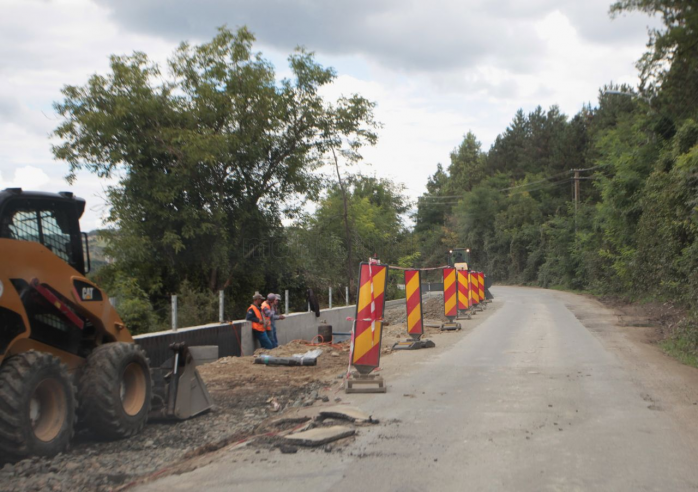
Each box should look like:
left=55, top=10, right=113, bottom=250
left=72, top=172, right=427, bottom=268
left=219, top=290, right=225, bottom=322
left=345, top=286, right=349, bottom=306
left=329, top=287, right=333, bottom=309
left=285, top=289, right=289, bottom=315
left=109, top=297, right=117, bottom=308
left=574, top=170, right=580, bottom=234
left=308, top=302, right=310, bottom=312
left=171, top=295, right=178, bottom=331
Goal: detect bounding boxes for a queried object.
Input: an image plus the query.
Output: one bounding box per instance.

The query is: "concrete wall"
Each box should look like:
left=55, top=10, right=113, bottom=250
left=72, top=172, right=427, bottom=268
left=135, top=297, right=413, bottom=363
left=134, top=321, right=246, bottom=367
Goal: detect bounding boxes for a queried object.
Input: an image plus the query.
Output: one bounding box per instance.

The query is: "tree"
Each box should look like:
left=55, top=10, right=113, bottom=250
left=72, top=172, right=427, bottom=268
left=291, top=175, right=409, bottom=298
left=321, top=96, right=379, bottom=297
left=611, top=0, right=698, bottom=121
left=447, top=131, right=486, bottom=193
left=52, top=27, right=378, bottom=307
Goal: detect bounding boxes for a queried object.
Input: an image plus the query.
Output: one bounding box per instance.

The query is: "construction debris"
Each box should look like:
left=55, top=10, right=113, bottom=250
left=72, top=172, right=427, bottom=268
left=318, top=406, right=373, bottom=424
left=284, top=426, right=356, bottom=447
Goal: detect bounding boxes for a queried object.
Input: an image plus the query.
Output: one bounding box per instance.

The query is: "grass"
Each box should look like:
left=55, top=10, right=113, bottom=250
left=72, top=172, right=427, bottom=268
left=661, top=338, right=698, bottom=369
left=546, top=284, right=597, bottom=296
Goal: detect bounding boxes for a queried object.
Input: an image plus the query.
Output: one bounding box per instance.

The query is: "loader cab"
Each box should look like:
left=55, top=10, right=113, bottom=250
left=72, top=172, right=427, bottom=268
left=0, top=188, right=88, bottom=275
left=447, top=248, right=470, bottom=269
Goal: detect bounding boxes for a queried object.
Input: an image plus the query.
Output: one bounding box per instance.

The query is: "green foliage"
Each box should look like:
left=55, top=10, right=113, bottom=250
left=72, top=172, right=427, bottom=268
left=173, top=281, right=219, bottom=329
left=611, top=0, right=698, bottom=121
left=292, top=175, right=410, bottom=296
left=105, top=273, right=157, bottom=334
left=53, top=26, right=378, bottom=319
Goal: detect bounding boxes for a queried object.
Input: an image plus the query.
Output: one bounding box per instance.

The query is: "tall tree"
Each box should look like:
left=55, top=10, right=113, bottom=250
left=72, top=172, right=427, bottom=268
left=447, top=131, right=486, bottom=193
left=322, top=96, right=379, bottom=297
left=611, top=0, right=698, bottom=121
left=52, top=27, right=378, bottom=301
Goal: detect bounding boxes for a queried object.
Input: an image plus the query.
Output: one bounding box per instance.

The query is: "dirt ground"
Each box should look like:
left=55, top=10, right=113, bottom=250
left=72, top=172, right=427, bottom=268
left=0, top=298, right=456, bottom=492
left=595, top=295, right=689, bottom=345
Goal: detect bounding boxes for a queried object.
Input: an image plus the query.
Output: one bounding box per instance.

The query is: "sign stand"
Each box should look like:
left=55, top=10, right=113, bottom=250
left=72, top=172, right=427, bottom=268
left=345, top=372, right=387, bottom=393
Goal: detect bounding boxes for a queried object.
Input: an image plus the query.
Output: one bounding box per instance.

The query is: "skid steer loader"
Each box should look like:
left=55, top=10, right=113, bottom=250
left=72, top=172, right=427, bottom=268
left=0, top=188, right=213, bottom=462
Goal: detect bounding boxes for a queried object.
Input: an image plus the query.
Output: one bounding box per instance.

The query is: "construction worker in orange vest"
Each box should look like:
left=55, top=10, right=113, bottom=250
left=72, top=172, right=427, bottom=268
left=261, top=294, right=278, bottom=349
left=246, top=292, right=274, bottom=350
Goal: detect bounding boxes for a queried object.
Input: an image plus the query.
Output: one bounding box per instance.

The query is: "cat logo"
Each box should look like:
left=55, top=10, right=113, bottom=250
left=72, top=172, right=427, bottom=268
left=82, top=287, right=94, bottom=301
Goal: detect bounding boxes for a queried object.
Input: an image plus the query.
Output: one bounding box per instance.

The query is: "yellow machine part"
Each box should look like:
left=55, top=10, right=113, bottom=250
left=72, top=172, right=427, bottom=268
left=0, top=238, right=133, bottom=369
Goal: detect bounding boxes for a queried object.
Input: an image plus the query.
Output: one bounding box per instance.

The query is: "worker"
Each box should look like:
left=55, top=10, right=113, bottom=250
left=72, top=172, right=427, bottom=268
left=270, top=293, right=286, bottom=347
left=261, top=294, right=277, bottom=349
left=247, top=292, right=273, bottom=350
left=262, top=293, right=286, bottom=348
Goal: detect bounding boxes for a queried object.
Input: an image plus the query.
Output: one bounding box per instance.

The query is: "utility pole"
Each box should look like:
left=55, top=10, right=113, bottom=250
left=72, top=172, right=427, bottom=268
left=573, top=170, right=580, bottom=234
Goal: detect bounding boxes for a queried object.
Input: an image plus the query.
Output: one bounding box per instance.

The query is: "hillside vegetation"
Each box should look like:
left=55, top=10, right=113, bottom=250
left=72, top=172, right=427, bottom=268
left=413, top=0, right=698, bottom=358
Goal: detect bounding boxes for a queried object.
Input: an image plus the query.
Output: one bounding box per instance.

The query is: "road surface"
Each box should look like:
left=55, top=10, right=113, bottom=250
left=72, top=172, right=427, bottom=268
left=137, top=287, right=698, bottom=491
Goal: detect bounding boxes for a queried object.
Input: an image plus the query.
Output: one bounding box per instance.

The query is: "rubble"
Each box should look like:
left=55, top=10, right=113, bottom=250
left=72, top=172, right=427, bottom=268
left=284, top=426, right=356, bottom=447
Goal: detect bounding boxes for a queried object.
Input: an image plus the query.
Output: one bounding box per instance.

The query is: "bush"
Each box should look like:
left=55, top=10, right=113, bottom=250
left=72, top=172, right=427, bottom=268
left=108, top=274, right=157, bottom=334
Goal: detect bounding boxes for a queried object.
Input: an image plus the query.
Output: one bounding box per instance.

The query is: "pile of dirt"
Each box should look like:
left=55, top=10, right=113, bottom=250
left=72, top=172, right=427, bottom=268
left=202, top=340, right=351, bottom=393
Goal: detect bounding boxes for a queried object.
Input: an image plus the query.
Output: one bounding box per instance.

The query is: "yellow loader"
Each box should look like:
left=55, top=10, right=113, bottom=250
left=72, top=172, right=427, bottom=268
left=0, top=188, right=213, bottom=462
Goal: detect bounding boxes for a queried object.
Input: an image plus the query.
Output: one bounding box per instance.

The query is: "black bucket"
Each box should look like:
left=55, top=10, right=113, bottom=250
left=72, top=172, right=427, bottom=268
left=318, top=324, right=333, bottom=343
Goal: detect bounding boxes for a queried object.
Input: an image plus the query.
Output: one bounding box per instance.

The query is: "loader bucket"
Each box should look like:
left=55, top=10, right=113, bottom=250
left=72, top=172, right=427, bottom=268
left=150, top=343, right=217, bottom=420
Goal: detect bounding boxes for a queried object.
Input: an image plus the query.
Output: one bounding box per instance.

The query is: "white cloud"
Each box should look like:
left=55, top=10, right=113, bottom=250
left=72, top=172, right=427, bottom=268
left=0, top=0, right=660, bottom=229
left=0, top=166, right=51, bottom=189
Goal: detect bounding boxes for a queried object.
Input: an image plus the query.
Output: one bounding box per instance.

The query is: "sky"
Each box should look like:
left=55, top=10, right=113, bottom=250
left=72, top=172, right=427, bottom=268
left=0, top=0, right=659, bottom=231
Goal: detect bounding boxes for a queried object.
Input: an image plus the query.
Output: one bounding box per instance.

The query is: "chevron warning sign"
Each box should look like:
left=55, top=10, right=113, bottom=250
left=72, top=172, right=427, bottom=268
left=470, top=271, right=480, bottom=305
left=405, top=270, right=424, bottom=337
left=443, top=268, right=457, bottom=318
left=351, top=262, right=388, bottom=374
left=478, top=272, right=485, bottom=302
left=457, top=269, right=469, bottom=311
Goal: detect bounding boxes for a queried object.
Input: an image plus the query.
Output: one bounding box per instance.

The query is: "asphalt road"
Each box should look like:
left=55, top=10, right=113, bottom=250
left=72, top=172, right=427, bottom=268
left=137, top=286, right=698, bottom=491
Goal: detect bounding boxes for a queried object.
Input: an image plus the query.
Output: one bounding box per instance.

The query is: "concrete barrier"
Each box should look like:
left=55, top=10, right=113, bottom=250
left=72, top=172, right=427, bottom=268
left=134, top=321, right=246, bottom=367
left=135, top=297, right=414, bottom=364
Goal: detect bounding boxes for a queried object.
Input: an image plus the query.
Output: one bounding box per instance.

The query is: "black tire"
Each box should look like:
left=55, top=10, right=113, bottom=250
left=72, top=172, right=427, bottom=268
left=78, top=342, right=151, bottom=440
left=0, top=351, right=76, bottom=462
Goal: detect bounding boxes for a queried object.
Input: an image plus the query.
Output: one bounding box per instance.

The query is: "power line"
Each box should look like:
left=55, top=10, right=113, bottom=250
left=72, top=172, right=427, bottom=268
left=417, top=165, right=608, bottom=204
left=498, top=169, right=572, bottom=192
left=507, top=177, right=573, bottom=195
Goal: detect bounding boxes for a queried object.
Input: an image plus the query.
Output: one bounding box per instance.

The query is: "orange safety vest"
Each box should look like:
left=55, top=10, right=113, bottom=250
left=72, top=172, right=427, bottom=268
left=248, top=304, right=265, bottom=332
left=260, top=301, right=272, bottom=330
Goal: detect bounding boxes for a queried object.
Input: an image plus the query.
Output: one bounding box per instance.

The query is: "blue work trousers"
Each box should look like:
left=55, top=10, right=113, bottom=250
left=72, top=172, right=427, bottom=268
left=253, top=329, right=274, bottom=350
left=270, top=320, right=279, bottom=347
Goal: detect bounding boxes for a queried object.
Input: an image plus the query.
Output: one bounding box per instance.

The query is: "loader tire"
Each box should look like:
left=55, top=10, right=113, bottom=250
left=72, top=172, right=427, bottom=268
left=0, top=351, right=76, bottom=462
left=78, top=342, right=151, bottom=440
